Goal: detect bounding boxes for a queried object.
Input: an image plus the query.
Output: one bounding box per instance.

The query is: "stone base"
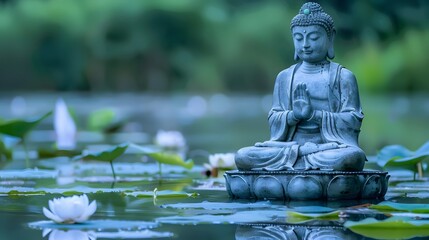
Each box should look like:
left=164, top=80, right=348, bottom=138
left=224, top=170, right=389, bottom=200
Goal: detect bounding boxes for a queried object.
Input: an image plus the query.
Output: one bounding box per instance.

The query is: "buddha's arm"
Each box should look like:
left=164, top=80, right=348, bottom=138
left=319, top=69, right=363, bottom=146
left=308, top=69, right=363, bottom=126
left=268, top=69, right=298, bottom=141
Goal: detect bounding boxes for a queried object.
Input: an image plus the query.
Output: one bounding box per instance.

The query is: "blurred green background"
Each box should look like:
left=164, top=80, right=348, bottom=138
left=0, top=0, right=428, bottom=155
left=0, top=0, right=428, bottom=93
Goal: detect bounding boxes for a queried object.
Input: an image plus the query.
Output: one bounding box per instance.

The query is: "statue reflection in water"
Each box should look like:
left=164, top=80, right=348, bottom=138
left=235, top=224, right=363, bottom=240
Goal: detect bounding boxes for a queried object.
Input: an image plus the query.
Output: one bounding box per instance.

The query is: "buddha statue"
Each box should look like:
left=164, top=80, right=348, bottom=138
left=235, top=2, right=366, bottom=171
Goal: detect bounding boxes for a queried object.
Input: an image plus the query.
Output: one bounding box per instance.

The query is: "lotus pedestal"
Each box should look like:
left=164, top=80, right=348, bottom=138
left=224, top=170, right=389, bottom=200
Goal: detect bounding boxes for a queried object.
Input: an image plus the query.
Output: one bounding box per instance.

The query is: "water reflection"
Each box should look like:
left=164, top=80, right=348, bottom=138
left=43, top=229, right=96, bottom=240
left=235, top=224, right=363, bottom=240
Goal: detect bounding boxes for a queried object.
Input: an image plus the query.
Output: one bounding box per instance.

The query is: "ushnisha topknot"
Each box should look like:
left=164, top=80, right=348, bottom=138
left=290, top=2, right=335, bottom=38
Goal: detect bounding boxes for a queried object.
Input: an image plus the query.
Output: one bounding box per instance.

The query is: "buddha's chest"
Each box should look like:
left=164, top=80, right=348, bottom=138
left=292, top=71, right=330, bottom=101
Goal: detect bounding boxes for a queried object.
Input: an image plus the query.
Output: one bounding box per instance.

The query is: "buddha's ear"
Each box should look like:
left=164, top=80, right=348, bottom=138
left=327, top=30, right=336, bottom=59
left=294, top=51, right=300, bottom=61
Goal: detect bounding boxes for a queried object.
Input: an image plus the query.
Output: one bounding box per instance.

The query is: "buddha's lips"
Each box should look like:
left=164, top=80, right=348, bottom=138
left=303, top=50, right=313, bottom=54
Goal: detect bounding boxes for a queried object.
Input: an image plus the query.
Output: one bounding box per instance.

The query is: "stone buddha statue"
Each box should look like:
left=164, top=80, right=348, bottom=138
left=235, top=2, right=366, bottom=171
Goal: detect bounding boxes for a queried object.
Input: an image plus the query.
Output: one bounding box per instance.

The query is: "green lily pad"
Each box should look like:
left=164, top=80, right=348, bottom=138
left=125, top=190, right=199, bottom=198
left=0, top=186, right=135, bottom=196
left=29, top=220, right=158, bottom=231
left=379, top=141, right=429, bottom=171
left=76, top=143, right=128, bottom=162
left=156, top=210, right=285, bottom=225
left=287, top=210, right=340, bottom=224
left=344, top=217, right=429, bottom=239
left=161, top=201, right=279, bottom=210
left=0, top=112, right=51, bottom=138
left=149, top=152, right=193, bottom=169
left=0, top=169, right=57, bottom=180
left=87, top=108, right=116, bottom=132
left=370, top=201, right=429, bottom=213
left=130, top=144, right=194, bottom=169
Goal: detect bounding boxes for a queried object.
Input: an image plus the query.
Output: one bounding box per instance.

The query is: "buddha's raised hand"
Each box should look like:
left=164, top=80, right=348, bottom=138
left=292, top=83, right=314, bottom=120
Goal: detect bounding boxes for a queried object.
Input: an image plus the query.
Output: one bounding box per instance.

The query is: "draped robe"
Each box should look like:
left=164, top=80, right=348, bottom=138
left=235, top=62, right=366, bottom=171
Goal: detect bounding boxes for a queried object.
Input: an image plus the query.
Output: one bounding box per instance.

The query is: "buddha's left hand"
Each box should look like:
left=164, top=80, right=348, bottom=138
left=292, top=83, right=314, bottom=120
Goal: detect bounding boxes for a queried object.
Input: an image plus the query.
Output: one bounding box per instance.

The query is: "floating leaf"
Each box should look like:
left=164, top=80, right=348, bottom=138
left=87, top=109, right=117, bottom=132
left=148, top=152, right=193, bottom=169
left=378, top=142, right=429, bottom=171
left=29, top=220, right=158, bottom=231
left=344, top=217, right=429, bottom=239
left=0, top=169, right=57, bottom=180
left=0, top=186, right=135, bottom=196
left=287, top=210, right=340, bottom=223
left=161, top=201, right=279, bottom=210
left=0, top=112, right=51, bottom=138
left=0, top=139, right=12, bottom=169
left=76, top=143, right=129, bottom=162
left=370, top=201, right=429, bottom=213
left=38, top=148, right=81, bottom=159
left=156, top=210, right=285, bottom=225
left=125, top=190, right=198, bottom=198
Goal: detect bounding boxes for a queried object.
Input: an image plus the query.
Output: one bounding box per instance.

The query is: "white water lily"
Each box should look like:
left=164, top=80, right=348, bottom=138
left=54, top=98, right=77, bottom=150
left=207, top=153, right=236, bottom=169
left=43, top=194, right=97, bottom=224
left=154, top=130, right=186, bottom=149
left=43, top=229, right=96, bottom=240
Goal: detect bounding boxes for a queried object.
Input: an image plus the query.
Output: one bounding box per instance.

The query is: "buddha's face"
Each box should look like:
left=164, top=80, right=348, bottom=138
left=292, top=25, right=331, bottom=63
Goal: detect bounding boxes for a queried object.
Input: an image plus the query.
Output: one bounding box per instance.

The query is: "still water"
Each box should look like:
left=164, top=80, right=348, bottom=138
left=0, top=93, right=428, bottom=239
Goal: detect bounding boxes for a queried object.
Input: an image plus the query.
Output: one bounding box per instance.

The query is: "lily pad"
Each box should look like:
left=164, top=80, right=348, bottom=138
left=370, top=201, right=429, bottom=213
left=0, top=186, right=135, bottom=196
left=0, top=169, right=57, bottom=180
left=125, top=190, right=199, bottom=198
left=75, top=162, right=204, bottom=175
left=286, top=210, right=340, bottom=224
left=344, top=217, right=429, bottom=239
left=0, top=112, right=51, bottom=138
left=156, top=210, right=286, bottom=225
left=161, top=201, right=280, bottom=210
left=29, top=220, right=158, bottom=231
left=76, top=143, right=128, bottom=162
left=379, top=141, right=429, bottom=171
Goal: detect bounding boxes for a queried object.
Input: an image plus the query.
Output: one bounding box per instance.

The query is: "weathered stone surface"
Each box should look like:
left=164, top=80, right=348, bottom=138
left=225, top=170, right=389, bottom=200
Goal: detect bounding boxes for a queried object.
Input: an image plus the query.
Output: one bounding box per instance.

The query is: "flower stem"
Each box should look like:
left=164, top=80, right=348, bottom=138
left=110, top=160, right=116, bottom=188
left=158, top=162, right=162, bottom=177
left=22, top=138, right=30, bottom=168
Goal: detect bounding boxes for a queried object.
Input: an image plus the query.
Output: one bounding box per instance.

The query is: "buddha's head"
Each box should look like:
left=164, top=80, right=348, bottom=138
left=290, top=2, right=335, bottom=63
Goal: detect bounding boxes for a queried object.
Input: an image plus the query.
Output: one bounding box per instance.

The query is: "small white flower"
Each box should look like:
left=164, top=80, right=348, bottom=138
left=43, top=229, right=96, bottom=240
left=54, top=98, right=77, bottom=150
left=207, top=153, right=236, bottom=169
left=154, top=130, right=186, bottom=149
left=43, top=194, right=97, bottom=224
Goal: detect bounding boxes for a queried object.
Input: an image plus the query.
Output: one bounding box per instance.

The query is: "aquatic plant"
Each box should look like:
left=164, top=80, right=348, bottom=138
left=43, top=194, right=97, bottom=224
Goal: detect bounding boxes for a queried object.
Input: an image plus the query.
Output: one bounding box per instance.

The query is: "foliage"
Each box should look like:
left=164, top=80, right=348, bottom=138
left=0, top=0, right=427, bottom=93
left=376, top=140, right=429, bottom=172
left=345, top=217, right=429, bottom=240
left=0, top=112, right=51, bottom=139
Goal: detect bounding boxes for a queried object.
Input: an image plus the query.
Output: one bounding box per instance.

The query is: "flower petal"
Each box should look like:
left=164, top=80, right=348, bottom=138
left=75, top=200, right=97, bottom=223
left=43, top=207, right=64, bottom=223
left=81, top=194, right=89, bottom=207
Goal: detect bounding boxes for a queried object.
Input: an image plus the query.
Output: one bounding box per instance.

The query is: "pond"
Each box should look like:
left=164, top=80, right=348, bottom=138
left=1, top=93, right=429, bottom=239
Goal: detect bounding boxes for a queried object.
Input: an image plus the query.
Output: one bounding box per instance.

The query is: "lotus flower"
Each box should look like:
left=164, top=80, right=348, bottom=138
left=54, top=98, right=77, bottom=150
left=154, top=130, right=186, bottom=149
left=43, top=229, right=96, bottom=240
left=43, top=194, right=97, bottom=224
left=207, top=153, right=236, bottom=169
left=204, top=153, right=236, bottom=177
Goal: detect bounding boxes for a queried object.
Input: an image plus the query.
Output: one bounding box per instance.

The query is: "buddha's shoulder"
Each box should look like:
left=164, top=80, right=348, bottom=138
left=276, top=64, right=297, bottom=79
left=331, top=62, right=357, bottom=82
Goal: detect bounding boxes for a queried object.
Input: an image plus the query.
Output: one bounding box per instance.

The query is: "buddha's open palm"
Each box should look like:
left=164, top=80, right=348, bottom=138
left=293, top=83, right=313, bottom=120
